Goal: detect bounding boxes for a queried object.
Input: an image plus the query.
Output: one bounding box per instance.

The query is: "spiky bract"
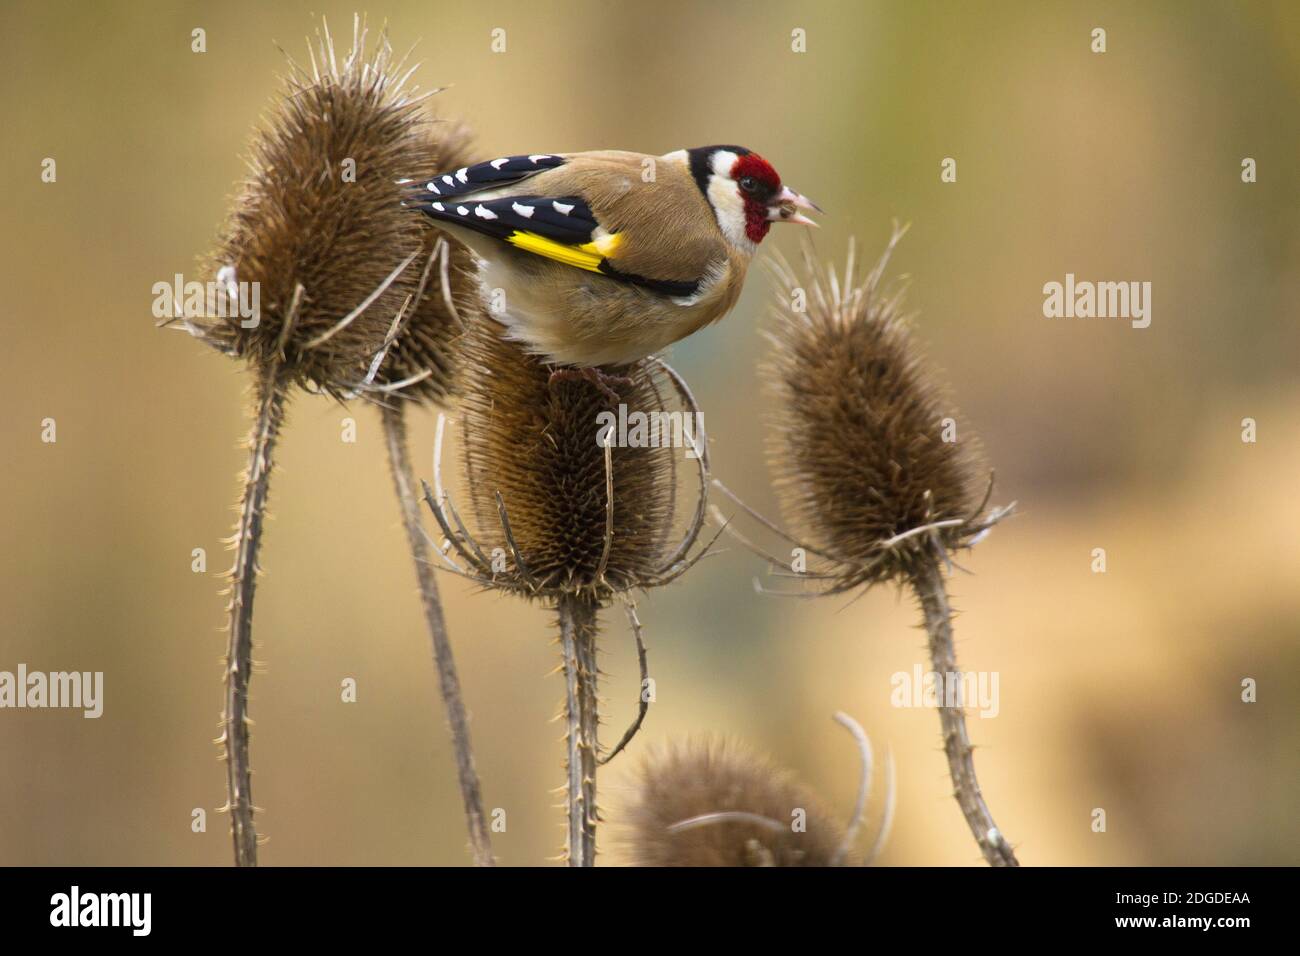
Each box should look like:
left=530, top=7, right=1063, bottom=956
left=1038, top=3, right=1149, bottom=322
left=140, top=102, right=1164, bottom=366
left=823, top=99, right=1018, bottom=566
left=375, top=119, right=479, bottom=405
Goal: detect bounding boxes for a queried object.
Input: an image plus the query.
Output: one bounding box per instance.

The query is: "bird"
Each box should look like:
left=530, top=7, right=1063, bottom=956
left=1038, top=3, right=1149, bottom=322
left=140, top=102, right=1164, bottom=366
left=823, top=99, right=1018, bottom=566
left=408, top=145, right=819, bottom=392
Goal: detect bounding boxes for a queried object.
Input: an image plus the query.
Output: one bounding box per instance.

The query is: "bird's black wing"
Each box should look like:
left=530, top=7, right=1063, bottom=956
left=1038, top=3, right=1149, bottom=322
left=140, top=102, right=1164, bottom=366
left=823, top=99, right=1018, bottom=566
left=411, top=186, right=704, bottom=298
left=412, top=153, right=566, bottom=200
left=416, top=194, right=600, bottom=247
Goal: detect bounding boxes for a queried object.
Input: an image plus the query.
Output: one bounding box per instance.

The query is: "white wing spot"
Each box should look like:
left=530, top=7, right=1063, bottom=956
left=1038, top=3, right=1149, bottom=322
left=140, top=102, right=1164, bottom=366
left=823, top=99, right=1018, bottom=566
left=457, top=205, right=469, bottom=216
left=553, top=201, right=575, bottom=215
left=456, top=168, right=469, bottom=183
left=426, top=182, right=440, bottom=194
left=511, top=202, right=535, bottom=218
left=431, top=202, right=445, bottom=211
left=443, top=175, right=456, bottom=186
left=490, top=158, right=509, bottom=170
left=474, top=205, right=498, bottom=220
left=528, top=154, right=552, bottom=163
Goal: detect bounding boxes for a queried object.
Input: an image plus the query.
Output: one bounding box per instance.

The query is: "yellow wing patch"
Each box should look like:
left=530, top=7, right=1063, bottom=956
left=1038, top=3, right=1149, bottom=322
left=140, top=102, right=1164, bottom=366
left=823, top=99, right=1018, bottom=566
left=505, top=231, right=623, bottom=273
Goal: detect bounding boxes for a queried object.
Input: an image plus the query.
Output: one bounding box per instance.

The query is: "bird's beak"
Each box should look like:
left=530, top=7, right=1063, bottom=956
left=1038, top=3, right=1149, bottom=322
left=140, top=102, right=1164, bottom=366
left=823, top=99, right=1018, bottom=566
left=767, top=186, right=822, bottom=226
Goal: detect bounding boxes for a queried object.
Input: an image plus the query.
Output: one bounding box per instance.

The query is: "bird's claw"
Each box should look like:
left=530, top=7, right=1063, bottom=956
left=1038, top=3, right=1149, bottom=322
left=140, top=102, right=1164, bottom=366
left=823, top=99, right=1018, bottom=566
left=548, top=367, right=632, bottom=405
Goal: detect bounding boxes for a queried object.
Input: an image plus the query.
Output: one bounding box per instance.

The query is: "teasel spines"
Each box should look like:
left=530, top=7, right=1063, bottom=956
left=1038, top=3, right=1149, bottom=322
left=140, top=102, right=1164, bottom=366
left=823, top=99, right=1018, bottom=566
left=197, top=18, right=438, bottom=396
left=457, top=321, right=682, bottom=600
left=374, top=118, right=480, bottom=405
left=764, top=226, right=987, bottom=587
left=624, top=738, right=848, bottom=867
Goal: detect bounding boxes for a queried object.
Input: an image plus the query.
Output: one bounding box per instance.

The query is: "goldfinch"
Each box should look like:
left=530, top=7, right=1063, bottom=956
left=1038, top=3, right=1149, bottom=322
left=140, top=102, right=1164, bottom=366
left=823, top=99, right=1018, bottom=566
left=410, top=145, right=819, bottom=370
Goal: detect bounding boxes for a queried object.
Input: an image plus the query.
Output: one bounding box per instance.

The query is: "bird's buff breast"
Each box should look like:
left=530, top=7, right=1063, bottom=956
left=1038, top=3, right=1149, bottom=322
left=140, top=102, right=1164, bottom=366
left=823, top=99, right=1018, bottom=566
left=478, top=253, right=742, bottom=367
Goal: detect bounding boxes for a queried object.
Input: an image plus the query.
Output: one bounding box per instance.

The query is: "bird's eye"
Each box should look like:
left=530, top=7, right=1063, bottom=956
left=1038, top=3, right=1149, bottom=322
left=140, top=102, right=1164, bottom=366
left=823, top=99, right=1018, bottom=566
left=739, top=176, right=759, bottom=193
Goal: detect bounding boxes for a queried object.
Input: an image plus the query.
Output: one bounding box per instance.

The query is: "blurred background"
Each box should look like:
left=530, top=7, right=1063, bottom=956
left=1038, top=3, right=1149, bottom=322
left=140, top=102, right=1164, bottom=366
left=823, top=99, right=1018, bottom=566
left=1, top=0, right=1297, bottom=866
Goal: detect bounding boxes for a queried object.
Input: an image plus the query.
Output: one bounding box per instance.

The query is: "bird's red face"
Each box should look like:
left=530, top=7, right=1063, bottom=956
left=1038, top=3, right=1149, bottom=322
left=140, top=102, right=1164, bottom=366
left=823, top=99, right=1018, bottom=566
left=688, top=146, right=820, bottom=246
left=730, top=152, right=820, bottom=242
left=730, top=153, right=785, bottom=243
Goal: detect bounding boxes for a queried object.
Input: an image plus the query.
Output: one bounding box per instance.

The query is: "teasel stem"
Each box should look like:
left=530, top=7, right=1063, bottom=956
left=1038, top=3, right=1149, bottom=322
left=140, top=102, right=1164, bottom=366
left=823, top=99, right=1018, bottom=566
left=912, top=554, right=1019, bottom=867
left=223, top=362, right=288, bottom=867
left=557, top=592, right=599, bottom=866
left=380, top=404, right=495, bottom=866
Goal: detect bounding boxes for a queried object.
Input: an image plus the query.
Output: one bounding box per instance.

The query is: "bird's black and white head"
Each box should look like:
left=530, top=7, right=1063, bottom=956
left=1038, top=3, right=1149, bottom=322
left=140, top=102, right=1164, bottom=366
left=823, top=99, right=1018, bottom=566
left=681, top=145, right=819, bottom=248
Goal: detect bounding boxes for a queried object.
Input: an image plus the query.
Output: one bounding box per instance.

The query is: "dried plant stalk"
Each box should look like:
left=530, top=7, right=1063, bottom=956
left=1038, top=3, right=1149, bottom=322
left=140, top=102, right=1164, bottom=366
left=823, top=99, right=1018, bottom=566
left=366, top=111, right=495, bottom=864
left=221, top=365, right=288, bottom=866
left=558, top=593, right=600, bottom=866
left=913, top=558, right=1018, bottom=866
left=381, top=405, right=494, bottom=865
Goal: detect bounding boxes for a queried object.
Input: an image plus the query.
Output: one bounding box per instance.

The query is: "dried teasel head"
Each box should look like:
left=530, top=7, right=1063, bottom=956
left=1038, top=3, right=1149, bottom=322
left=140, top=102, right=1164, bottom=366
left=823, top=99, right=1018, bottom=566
left=429, top=322, right=716, bottom=866
left=372, top=118, right=480, bottom=405
left=622, top=738, right=848, bottom=867
left=437, top=321, right=713, bottom=602
left=762, top=226, right=1009, bottom=591
left=189, top=17, right=441, bottom=397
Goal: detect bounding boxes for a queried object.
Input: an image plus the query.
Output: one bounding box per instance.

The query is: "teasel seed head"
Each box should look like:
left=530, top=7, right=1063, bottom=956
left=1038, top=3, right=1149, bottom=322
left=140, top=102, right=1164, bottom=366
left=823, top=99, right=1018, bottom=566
left=623, top=738, right=848, bottom=867
left=764, top=226, right=995, bottom=589
left=194, top=17, right=440, bottom=396
left=454, top=322, right=689, bottom=602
